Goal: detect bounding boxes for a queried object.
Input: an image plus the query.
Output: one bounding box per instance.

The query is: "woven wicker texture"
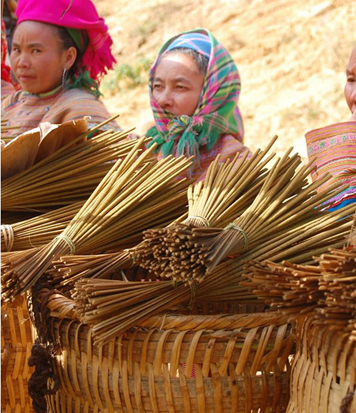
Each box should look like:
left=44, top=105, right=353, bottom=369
left=1, top=295, right=35, bottom=413
left=45, top=306, right=295, bottom=413
left=287, top=318, right=356, bottom=413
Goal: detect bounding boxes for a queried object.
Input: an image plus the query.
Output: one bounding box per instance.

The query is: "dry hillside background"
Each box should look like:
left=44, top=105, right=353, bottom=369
left=95, top=0, right=355, bottom=162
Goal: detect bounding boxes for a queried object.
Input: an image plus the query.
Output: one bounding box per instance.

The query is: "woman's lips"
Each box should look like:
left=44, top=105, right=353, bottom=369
left=18, top=74, right=35, bottom=82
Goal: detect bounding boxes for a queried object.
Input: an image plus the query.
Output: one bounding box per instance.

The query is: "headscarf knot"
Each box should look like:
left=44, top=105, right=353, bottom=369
left=168, top=115, right=202, bottom=138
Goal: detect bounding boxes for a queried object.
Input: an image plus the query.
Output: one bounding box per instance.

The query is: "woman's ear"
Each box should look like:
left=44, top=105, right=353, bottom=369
left=65, top=46, right=77, bottom=71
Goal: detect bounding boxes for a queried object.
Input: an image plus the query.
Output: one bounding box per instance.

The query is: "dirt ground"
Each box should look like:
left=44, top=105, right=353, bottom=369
left=95, top=0, right=355, bottom=162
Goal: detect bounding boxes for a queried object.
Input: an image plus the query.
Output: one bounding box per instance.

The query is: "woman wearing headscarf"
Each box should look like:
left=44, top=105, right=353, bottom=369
left=145, top=28, right=250, bottom=181
left=1, top=0, right=120, bottom=137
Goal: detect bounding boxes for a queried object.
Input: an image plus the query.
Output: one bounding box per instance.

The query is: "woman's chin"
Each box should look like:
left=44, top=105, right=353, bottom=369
left=19, top=84, right=38, bottom=94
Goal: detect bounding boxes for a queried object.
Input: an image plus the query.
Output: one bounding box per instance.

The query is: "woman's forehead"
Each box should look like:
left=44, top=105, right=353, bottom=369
left=347, top=45, right=356, bottom=72
left=155, top=53, right=201, bottom=77
left=14, top=20, right=57, bottom=39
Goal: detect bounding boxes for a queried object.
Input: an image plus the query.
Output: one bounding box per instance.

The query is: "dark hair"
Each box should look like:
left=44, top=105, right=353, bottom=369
left=55, top=26, right=84, bottom=79
left=54, top=25, right=100, bottom=97
left=163, top=47, right=209, bottom=74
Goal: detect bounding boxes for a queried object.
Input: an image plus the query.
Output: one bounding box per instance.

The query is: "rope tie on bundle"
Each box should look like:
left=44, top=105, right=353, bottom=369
left=56, top=234, right=76, bottom=255
left=173, top=278, right=198, bottom=307
left=124, top=248, right=136, bottom=263
left=224, top=223, right=249, bottom=251
left=1, top=225, right=14, bottom=252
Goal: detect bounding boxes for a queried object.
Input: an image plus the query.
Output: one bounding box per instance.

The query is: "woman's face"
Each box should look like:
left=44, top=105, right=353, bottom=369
left=10, top=21, right=76, bottom=94
left=345, top=45, right=356, bottom=117
left=152, top=51, right=205, bottom=117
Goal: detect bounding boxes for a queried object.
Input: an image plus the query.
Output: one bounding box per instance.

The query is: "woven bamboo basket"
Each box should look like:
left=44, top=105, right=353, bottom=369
left=1, top=294, right=35, bottom=413
left=287, top=317, right=356, bottom=413
left=41, top=300, right=295, bottom=413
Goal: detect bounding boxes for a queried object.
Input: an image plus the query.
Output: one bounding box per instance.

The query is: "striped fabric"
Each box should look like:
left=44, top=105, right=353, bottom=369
left=305, top=121, right=356, bottom=209
left=166, top=32, right=211, bottom=59
left=1, top=86, right=119, bottom=137
left=147, top=28, right=244, bottom=171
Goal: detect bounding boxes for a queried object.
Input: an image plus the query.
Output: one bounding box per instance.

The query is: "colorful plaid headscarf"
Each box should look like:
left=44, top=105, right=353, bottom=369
left=148, top=28, right=244, bottom=162
left=15, top=0, right=116, bottom=83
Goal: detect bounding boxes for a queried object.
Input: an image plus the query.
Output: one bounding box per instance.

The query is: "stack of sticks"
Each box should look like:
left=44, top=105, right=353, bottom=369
left=133, top=139, right=352, bottom=285
left=1, top=202, right=83, bottom=252
left=244, top=246, right=356, bottom=336
left=67, top=140, right=355, bottom=343
left=44, top=137, right=280, bottom=290
left=316, top=247, right=356, bottom=336
left=2, top=119, right=139, bottom=211
left=71, top=201, right=354, bottom=344
left=50, top=251, right=133, bottom=292
left=1, top=138, right=193, bottom=301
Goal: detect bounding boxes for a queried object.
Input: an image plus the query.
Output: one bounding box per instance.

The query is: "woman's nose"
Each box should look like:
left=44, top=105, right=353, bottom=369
left=157, top=89, right=173, bottom=108
left=16, top=53, right=30, bottom=68
left=351, top=85, right=356, bottom=103
left=345, top=81, right=356, bottom=112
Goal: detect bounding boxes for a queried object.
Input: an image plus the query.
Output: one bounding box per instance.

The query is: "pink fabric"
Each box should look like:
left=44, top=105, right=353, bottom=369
left=305, top=121, right=356, bottom=207
left=15, top=0, right=116, bottom=82
left=1, top=20, right=12, bottom=84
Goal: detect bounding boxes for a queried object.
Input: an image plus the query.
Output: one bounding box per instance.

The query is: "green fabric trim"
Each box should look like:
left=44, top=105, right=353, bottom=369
left=146, top=126, right=165, bottom=152
left=67, top=70, right=101, bottom=97
left=23, top=84, right=63, bottom=98
left=65, top=28, right=89, bottom=54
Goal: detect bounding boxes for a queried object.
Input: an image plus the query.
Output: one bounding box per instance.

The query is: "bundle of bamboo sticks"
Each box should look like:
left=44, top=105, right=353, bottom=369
left=2, top=119, right=141, bottom=211
left=68, top=139, right=356, bottom=343
left=59, top=136, right=279, bottom=289
left=315, top=247, right=356, bottom=334
left=244, top=246, right=356, bottom=334
left=196, top=203, right=355, bottom=302
left=1, top=202, right=83, bottom=251
left=242, top=260, right=323, bottom=315
left=46, top=207, right=189, bottom=292
left=134, top=141, right=351, bottom=285
left=1, top=138, right=194, bottom=301
left=49, top=251, right=133, bottom=292
left=71, top=202, right=355, bottom=343
left=1, top=183, right=187, bottom=253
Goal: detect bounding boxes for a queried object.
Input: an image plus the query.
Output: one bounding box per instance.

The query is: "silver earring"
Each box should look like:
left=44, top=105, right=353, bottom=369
left=62, top=68, right=67, bottom=88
